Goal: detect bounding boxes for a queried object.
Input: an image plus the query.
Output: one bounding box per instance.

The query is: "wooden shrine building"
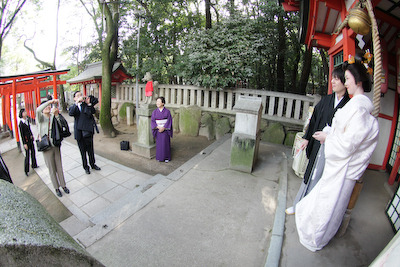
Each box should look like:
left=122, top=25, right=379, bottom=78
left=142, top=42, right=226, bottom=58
left=67, top=61, right=132, bottom=109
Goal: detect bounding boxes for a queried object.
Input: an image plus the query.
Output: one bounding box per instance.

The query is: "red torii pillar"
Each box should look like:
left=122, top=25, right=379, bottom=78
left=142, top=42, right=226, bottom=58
left=5, top=94, right=11, bottom=134
left=52, top=74, right=58, bottom=100
left=12, top=79, right=21, bottom=151
left=1, top=96, right=6, bottom=131
left=25, top=92, right=34, bottom=121
left=34, top=77, right=41, bottom=108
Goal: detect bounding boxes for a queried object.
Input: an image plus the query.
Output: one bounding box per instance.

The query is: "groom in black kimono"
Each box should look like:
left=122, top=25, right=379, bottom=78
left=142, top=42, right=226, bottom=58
left=286, top=66, right=350, bottom=214
left=69, top=91, right=101, bottom=174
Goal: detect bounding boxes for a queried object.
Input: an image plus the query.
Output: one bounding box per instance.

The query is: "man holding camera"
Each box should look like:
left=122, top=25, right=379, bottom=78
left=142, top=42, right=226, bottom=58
left=69, top=91, right=101, bottom=174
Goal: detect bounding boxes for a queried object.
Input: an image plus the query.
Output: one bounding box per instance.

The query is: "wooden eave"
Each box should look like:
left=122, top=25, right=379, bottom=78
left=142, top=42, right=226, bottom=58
left=68, top=77, right=102, bottom=85
left=281, top=0, right=300, bottom=11
left=111, top=68, right=132, bottom=83
left=67, top=61, right=133, bottom=86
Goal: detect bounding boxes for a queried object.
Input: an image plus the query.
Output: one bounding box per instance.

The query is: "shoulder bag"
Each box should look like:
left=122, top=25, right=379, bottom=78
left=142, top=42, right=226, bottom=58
left=36, top=117, right=51, bottom=152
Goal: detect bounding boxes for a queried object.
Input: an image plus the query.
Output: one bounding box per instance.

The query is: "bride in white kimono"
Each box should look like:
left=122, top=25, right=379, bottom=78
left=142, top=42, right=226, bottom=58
left=295, top=59, right=379, bottom=252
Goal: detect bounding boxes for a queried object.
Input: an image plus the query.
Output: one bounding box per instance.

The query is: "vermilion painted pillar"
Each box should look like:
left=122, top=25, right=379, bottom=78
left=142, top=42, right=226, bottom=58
left=1, top=96, right=6, bottom=131
left=343, top=27, right=356, bottom=63
left=12, top=79, right=21, bottom=148
left=5, top=94, right=11, bottom=131
left=53, top=74, right=58, bottom=100
left=35, top=77, right=41, bottom=108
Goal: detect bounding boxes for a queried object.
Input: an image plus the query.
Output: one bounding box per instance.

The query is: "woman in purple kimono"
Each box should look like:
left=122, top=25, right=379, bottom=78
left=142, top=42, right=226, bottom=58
left=151, top=97, right=173, bottom=162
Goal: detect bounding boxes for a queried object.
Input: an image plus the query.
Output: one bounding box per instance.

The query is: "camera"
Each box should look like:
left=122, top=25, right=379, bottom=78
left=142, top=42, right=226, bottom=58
left=88, top=95, right=99, bottom=106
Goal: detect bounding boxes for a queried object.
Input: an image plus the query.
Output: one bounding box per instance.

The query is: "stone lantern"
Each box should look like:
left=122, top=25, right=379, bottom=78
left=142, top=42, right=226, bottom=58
left=230, top=95, right=263, bottom=173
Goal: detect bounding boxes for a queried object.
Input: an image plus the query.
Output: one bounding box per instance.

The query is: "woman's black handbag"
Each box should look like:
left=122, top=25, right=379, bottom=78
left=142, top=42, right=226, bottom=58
left=36, top=135, right=51, bottom=152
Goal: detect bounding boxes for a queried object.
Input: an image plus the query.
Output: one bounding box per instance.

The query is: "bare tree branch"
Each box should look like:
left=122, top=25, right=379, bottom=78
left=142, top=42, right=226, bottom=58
left=79, top=0, right=103, bottom=50
left=23, top=39, right=54, bottom=69
left=0, top=0, right=27, bottom=39
left=53, top=0, right=61, bottom=68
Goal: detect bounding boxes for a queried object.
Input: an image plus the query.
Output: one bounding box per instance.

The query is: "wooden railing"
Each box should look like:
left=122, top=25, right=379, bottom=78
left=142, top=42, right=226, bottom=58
left=116, top=84, right=320, bottom=126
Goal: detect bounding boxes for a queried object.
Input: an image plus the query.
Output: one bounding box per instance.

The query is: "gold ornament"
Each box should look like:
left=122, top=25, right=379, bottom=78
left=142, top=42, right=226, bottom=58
left=348, top=7, right=371, bottom=35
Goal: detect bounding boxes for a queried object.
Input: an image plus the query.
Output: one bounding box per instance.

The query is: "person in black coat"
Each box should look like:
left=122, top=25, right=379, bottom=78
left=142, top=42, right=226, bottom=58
left=0, top=154, right=12, bottom=183
left=69, top=91, right=101, bottom=174
left=286, top=66, right=350, bottom=215
left=18, top=108, right=38, bottom=176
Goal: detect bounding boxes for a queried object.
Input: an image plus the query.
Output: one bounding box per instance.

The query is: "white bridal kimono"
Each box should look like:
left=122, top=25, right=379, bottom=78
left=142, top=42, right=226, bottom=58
left=295, top=94, right=379, bottom=252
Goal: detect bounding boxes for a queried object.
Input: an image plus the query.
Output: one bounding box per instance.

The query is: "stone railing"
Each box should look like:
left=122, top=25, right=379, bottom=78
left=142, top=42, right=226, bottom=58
left=116, top=84, right=320, bottom=126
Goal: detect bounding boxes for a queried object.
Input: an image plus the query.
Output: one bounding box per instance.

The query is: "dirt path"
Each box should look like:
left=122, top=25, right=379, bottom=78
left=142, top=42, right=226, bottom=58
left=89, top=123, right=214, bottom=176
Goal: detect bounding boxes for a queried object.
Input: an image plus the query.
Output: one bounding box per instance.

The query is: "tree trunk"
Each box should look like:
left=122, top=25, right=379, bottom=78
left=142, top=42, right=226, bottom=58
left=319, top=48, right=329, bottom=90
left=100, top=49, right=114, bottom=136
left=0, top=38, right=2, bottom=62
left=205, top=0, right=211, bottom=29
left=290, top=50, right=300, bottom=93
left=228, top=0, right=235, bottom=16
left=297, top=46, right=312, bottom=95
left=58, top=84, right=67, bottom=111
left=99, top=0, right=118, bottom=137
left=276, top=12, right=285, bottom=92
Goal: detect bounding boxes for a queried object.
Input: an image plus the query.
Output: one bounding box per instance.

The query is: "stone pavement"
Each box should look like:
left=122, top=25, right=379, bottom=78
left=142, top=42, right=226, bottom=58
left=0, top=123, right=397, bottom=266
left=0, top=128, right=287, bottom=266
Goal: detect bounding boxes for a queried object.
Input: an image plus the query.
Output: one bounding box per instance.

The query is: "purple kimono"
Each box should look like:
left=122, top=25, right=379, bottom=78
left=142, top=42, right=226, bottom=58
left=151, top=107, right=173, bottom=161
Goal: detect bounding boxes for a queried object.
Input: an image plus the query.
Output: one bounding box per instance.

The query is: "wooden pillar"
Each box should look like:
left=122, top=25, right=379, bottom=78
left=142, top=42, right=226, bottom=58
left=328, top=54, right=334, bottom=94
left=1, top=96, right=6, bottom=131
left=342, top=28, right=356, bottom=63
left=52, top=75, right=58, bottom=99
left=28, top=92, right=35, bottom=120
left=34, top=77, right=41, bottom=108
left=12, top=80, right=21, bottom=150
left=5, top=94, right=11, bottom=132
left=336, top=179, right=364, bottom=237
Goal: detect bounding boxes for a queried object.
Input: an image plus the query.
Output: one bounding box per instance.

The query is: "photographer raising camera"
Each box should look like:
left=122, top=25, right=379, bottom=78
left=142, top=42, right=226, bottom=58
left=69, top=91, right=101, bottom=174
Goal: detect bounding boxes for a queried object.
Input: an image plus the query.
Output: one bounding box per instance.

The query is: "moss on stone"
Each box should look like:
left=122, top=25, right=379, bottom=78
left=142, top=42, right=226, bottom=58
left=215, top=117, right=231, bottom=139
left=284, top=131, right=297, bottom=147
left=118, top=102, right=136, bottom=119
left=261, top=122, right=285, bottom=144
left=0, top=181, right=103, bottom=266
left=172, top=112, right=180, bottom=133
left=199, top=113, right=215, bottom=140
left=230, top=136, right=255, bottom=172
left=179, top=105, right=202, bottom=136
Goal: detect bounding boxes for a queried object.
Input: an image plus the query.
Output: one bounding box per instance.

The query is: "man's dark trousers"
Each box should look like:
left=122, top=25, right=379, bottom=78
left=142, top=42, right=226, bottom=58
left=77, top=134, right=95, bottom=170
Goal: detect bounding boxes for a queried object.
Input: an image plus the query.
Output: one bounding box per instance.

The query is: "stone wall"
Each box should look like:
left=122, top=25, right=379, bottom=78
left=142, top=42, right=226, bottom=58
left=111, top=102, right=119, bottom=125
left=118, top=102, right=136, bottom=125
left=175, top=106, right=302, bottom=147
left=113, top=103, right=303, bottom=147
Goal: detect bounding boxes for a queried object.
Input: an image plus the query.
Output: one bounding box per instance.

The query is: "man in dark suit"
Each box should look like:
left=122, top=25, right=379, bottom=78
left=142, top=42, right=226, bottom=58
left=69, top=91, right=101, bottom=174
left=286, top=66, right=350, bottom=215
left=19, top=108, right=38, bottom=176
